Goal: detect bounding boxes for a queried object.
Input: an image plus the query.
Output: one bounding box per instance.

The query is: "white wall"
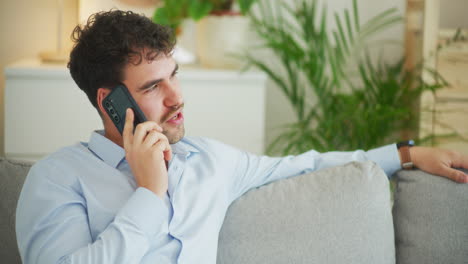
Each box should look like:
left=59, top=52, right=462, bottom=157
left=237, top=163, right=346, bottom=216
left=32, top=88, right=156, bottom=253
left=439, top=0, right=468, bottom=28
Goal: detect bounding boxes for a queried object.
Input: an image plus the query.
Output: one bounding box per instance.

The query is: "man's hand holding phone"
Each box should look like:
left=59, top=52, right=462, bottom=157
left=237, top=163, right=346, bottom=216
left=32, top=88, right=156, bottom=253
left=123, top=108, right=172, bottom=198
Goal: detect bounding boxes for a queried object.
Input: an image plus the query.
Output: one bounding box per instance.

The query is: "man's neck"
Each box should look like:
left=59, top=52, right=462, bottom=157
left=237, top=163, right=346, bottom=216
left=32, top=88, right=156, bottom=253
left=104, top=129, right=124, bottom=149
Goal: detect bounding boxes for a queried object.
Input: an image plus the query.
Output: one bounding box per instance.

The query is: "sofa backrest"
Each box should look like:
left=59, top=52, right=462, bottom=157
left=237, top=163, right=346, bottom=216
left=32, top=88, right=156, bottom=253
left=392, top=169, right=468, bottom=264
left=218, top=161, right=396, bottom=264
left=3, top=158, right=468, bottom=264
left=0, top=158, right=32, bottom=264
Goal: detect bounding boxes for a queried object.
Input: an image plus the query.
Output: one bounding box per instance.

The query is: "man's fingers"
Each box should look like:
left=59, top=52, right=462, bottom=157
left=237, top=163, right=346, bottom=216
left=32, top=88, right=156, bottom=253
left=450, top=151, right=468, bottom=170
left=164, top=149, right=172, bottom=162
left=439, top=166, right=468, bottom=183
left=441, top=150, right=468, bottom=183
left=133, top=121, right=163, bottom=145
left=123, top=108, right=134, bottom=149
left=143, top=130, right=168, bottom=148
left=152, top=140, right=172, bottom=161
left=143, top=131, right=172, bottom=161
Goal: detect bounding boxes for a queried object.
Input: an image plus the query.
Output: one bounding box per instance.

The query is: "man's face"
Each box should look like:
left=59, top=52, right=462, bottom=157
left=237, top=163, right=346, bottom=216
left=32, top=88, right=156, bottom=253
left=122, top=55, right=185, bottom=144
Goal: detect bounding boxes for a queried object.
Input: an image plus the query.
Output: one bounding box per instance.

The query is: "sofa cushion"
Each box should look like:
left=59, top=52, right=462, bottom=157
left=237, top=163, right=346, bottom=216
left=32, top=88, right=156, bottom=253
left=0, top=158, right=33, bottom=264
left=393, top=169, right=468, bottom=264
left=217, top=161, right=395, bottom=264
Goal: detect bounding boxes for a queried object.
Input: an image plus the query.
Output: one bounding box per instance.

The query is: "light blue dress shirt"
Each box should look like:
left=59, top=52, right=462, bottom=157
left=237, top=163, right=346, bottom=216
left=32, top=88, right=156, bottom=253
left=16, top=131, right=401, bottom=264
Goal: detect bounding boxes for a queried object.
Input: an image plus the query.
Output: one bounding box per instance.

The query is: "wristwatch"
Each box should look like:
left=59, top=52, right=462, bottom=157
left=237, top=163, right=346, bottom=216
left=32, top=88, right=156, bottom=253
left=397, top=140, right=415, bottom=170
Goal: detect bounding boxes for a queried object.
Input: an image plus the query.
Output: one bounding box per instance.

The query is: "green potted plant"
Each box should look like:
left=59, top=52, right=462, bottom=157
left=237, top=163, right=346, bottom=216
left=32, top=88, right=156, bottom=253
left=153, top=0, right=258, bottom=68
left=244, top=0, right=447, bottom=155
left=153, top=0, right=257, bottom=29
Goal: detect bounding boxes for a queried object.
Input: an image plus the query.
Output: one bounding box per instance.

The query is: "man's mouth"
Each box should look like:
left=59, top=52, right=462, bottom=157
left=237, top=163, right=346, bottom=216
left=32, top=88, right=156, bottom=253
left=166, top=111, right=184, bottom=125
left=169, top=112, right=180, bottom=120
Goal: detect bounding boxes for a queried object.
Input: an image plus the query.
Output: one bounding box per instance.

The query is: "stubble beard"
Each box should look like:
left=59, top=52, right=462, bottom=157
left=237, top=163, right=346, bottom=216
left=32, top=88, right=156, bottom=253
left=164, top=125, right=185, bottom=144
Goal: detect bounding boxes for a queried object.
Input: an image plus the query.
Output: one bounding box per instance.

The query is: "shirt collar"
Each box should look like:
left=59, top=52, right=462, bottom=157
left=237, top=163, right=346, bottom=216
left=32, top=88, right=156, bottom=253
left=87, top=130, right=199, bottom=168
left=171, top=138, right=200, bottom=157
left=88, top=130, right=126, bottom=168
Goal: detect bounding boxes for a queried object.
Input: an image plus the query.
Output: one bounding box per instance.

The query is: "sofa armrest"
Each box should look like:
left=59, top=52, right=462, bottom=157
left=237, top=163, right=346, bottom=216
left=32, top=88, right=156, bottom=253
left=392, top=169, right=468, bottom=264
left=0, top=158, right=33, bottom=264
left=217, top=161, right=395, bottom=264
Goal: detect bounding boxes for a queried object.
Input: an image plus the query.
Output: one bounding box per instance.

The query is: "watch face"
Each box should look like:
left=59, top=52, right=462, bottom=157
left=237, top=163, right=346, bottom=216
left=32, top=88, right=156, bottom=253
left=397, top=140, right=415, bottom=149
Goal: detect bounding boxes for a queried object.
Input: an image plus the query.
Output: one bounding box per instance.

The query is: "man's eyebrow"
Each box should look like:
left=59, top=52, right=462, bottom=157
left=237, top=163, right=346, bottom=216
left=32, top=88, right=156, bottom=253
left=172, top=64, right=179, bottom=76
left=137, top=64, right=179, bottom=92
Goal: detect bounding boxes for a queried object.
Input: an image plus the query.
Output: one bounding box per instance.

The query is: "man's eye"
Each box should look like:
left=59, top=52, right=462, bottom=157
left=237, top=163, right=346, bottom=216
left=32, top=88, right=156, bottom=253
left=171, top=71, right=178, bottom=78
left=146, top=84, right=159, bottom=92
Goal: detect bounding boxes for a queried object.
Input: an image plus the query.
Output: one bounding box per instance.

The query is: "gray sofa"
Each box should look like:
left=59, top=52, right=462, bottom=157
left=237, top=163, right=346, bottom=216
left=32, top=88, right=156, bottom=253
left=1, top=158, right=467, bottom=263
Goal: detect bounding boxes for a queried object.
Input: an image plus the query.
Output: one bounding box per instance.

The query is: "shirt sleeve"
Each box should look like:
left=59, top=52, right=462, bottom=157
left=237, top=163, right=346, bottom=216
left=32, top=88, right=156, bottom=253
left=16, top=161, right=169, bottom=264
left=229, top=143, right=401, bottom=201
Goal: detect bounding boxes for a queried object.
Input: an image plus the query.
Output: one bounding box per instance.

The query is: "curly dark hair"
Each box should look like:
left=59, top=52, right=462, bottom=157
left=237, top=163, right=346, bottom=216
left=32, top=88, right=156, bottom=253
left=68, top=10, right=176, bottom=111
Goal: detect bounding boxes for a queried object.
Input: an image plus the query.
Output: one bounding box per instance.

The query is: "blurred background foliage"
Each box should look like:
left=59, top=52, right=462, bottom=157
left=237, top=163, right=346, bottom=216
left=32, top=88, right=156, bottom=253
left=244, top=0, right=447, bottom=155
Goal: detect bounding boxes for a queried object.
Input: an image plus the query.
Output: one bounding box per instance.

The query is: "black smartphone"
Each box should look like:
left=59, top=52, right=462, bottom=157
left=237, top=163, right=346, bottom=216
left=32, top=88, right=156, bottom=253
left=102, top=84, right=147, bottom=135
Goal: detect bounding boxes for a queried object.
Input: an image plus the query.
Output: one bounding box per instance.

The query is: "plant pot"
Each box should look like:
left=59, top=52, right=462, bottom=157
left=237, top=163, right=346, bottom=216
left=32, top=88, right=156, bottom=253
left=195, top=14, right=249, bottom=69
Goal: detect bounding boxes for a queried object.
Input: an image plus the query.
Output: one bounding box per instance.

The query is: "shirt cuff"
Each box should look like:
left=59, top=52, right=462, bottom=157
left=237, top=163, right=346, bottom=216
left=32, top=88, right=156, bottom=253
left=367, top=143, right=401, bottom=178
left=115, top=187, right=169, bottom=237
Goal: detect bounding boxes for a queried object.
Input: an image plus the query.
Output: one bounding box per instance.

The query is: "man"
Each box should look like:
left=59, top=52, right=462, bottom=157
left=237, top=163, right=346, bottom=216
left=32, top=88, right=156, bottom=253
left=16, top=10, right=468, bottom=264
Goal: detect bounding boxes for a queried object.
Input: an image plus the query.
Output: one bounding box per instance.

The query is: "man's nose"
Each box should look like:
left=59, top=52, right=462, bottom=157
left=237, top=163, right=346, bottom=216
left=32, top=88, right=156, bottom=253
left=163, top=83, right=183, bottom=107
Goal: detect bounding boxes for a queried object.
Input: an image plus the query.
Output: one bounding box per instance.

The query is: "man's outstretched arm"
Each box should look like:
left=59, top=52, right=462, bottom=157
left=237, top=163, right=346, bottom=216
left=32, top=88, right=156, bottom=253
left=227, top=142, right=468, bottom=201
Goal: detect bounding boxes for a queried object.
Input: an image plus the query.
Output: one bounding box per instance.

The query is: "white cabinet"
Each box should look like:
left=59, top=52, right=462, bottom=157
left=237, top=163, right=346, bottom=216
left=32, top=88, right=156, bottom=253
left=4, top=59, right=266, bottom=161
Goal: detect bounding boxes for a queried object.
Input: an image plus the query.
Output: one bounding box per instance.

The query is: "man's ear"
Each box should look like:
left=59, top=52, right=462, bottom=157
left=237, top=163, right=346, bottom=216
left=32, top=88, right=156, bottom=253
left=96, top=88, right=111, bottom=119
